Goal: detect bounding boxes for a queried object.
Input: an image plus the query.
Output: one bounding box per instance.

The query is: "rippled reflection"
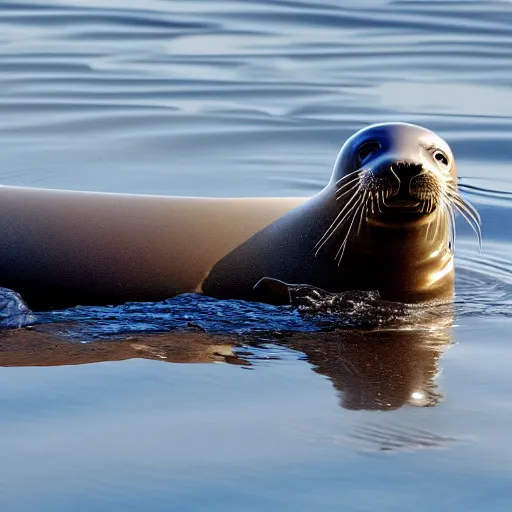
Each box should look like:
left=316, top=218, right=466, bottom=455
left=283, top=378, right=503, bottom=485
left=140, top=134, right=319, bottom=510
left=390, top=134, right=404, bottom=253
left=0, top=318, right=452, bottom=414
left=280, top=327, right=450, bottom=411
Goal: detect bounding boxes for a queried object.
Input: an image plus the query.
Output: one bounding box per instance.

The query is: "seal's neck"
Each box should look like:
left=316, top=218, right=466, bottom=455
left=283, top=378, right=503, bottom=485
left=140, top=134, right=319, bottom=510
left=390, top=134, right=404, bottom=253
left=313, top=193, right=454, bottom=303
left=349, top=215, right=453, bottom=303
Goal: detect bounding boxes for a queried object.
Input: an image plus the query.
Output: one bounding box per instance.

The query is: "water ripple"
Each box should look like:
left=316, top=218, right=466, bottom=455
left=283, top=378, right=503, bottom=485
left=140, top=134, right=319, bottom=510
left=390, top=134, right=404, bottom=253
left=1, top=3, right=512, bottom=508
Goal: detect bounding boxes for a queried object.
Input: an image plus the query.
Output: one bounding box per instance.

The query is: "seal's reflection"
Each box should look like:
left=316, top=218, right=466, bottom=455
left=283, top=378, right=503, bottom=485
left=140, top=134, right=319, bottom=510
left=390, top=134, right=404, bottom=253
left=279, top=327, right=450, bottom=410
left=0, top=323, right=451, bottom=411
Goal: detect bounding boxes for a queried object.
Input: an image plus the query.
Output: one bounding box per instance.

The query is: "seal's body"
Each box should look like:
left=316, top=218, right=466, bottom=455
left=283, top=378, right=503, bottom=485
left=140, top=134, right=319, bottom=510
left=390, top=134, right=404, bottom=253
left=0, top=186, right=302, bottom=309
left=0, top=123, right=479, bottom=310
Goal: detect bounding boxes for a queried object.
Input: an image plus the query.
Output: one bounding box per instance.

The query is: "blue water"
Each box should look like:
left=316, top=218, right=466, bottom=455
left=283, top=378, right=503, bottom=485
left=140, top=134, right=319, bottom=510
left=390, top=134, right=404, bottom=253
left=1, top=0, right=512, bottom=511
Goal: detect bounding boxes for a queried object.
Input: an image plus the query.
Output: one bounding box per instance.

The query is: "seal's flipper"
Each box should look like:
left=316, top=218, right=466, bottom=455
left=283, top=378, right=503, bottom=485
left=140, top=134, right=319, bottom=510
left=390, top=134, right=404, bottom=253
left=252, top=277, right=292, bottom=305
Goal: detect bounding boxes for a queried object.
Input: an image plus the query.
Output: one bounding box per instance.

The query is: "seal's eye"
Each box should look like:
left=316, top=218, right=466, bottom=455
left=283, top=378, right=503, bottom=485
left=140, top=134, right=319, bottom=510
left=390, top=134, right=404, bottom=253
left=357, top=141, right=380, bottom=163
left=434, top=150, right=449, bottom=167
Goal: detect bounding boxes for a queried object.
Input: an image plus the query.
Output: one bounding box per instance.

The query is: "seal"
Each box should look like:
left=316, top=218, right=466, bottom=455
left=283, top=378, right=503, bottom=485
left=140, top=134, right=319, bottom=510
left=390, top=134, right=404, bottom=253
left=203, top=122, right=480, bottom=303
left=0, top=122, right=479, bottom=310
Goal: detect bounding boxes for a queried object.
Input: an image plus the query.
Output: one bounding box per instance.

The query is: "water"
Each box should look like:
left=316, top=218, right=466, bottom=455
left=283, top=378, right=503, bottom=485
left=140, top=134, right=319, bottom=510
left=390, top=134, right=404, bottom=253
left=1, top=0, right=512, bottom=510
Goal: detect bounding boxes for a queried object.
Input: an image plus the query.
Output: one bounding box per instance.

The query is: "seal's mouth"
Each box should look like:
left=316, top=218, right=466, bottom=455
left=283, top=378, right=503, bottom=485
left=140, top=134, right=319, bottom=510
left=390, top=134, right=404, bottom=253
left=381, top=195, right=426, bottom=214
left=386, top=199, right=421, bottom=208
left=380, top=185, right=433, bottom=215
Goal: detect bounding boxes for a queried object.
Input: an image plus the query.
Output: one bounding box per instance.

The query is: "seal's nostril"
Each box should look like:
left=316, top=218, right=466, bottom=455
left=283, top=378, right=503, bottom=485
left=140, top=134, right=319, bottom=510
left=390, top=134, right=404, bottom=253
left=389, top=162, right=423, bottom=191
left=393, top=162, right=423, bottom=178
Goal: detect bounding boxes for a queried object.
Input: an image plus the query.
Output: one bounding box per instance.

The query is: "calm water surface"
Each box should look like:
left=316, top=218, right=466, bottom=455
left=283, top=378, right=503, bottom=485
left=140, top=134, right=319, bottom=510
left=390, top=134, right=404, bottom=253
left=1, top=0, right=512, bottom=510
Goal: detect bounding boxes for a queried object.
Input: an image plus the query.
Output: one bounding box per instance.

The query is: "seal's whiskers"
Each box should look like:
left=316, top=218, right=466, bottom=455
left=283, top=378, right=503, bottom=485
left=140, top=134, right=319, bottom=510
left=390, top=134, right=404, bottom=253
left=335, top=200, right=365, bottom=265
left=356, top=191, right=369, bottom=235
left=444, top=202, right=456, bottom=252
left=314, top=192, right=363, bottom=256
left=440, top=184, right=482, bottom=250
left=425, top=208, right=433, bottom=242
left=336, top=183, right=361, bottom=200
left=376, top=190, right=383, bottom=213
left=316, top=169, right=377, bottom=264
left=438, top=206, right=450, bottom=249
left=335, top=176, right=363, bottom=195
left=381, top=189, right=390, bottom=207
left=334, top=169, right=369, bottom=200
left=314, top=170, right=368, bottom=257
left=453, top=196, right=481, bottom=227
left=335, top=169, right=364, bottom=187
left=451, top=199, right=482, bottom=249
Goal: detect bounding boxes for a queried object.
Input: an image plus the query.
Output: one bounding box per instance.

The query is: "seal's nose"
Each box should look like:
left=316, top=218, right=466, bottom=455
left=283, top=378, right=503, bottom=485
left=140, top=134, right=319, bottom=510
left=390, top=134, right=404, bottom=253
left=391, top=161, right=423, bottom=186
left=388, top=161, right=423, bottom=198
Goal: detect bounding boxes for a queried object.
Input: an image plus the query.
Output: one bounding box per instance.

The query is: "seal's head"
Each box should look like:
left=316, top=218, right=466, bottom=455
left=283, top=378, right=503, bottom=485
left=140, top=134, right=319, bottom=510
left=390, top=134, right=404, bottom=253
left=330, top=122, right=457, bottom=185
left=317, top=122, right=480, bottom=264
